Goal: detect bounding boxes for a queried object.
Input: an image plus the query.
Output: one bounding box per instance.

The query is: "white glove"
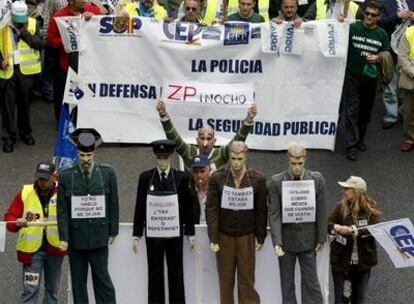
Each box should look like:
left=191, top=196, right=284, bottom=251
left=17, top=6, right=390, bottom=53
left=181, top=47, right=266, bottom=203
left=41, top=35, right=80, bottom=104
left=210, top=243, right=220, bottom=252
left=132, top=239, right=139, bottom=254
left=255, top=239, right=263, bottom=251
left=189, top=238, right=195, bottom=251
left=60, top=241, right=68, bottom=251
left=275, top=245, right=285, bottom=257
left=108, top=236, right=115, bottom=245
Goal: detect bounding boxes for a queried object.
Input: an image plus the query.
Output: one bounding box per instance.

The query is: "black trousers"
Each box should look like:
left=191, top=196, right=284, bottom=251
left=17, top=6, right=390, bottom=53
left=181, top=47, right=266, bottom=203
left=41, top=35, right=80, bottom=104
left=68, top=246, right=116, bottom=304
left=146, top=237, right=185, bottom=304
left=0, top=67, right=35, bottom=143
left=342, top=71, right=377, bottom=152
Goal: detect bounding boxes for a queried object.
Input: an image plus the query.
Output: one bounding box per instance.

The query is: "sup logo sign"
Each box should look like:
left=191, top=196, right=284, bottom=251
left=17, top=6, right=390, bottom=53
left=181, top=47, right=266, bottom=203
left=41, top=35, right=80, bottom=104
left=99, top=16, right=142, bottom=35
left=224, top=23, right=249, bottom=46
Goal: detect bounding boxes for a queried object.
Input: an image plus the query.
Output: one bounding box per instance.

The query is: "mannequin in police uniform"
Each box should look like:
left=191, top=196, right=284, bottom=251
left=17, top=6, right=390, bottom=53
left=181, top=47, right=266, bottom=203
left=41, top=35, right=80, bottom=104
left=206, top=141, right=268, bottom=304
left=57, top=128, right=119, bottom=304
left=267, top=144, right=327, bottom=304
left=0, top=0, right=45, bottom=153
left=132, top=139, right=195, bottom=304
left=4, top=161, right=66, bottom=303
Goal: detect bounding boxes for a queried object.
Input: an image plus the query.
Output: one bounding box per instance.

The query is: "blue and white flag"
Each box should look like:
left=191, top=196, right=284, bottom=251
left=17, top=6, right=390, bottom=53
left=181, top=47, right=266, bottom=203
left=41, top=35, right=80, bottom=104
left=54, top=104, right=78, bottom=172
left=367, top=218, right=414, bottom=268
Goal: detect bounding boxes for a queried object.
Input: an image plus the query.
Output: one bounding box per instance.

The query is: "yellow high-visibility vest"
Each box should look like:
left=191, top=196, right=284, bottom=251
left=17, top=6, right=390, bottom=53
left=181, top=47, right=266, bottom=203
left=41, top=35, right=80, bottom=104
left=125, top=1, right=166, bottom=19
left=315, top=0, right=359, bottom=20
left=405, top=26, right=414, bottom=58
left=0, top=17, right=41, bottom=80
left=16, top=185, right=60, bottom=253
left=227, top=0, right=269, bottom=21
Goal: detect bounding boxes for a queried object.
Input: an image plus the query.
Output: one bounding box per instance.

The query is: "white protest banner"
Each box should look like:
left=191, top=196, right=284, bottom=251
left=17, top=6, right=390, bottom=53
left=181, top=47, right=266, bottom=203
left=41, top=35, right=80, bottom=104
left=146, top=194, right=180, bottom=238
left=71, top=195, right=106, bottom=219
left=79, top=224, right=330, bottom=304
left=366, top=218, right=414, bottom=268
left=261, top=22, right=284, bottom=54
left=318, top=20, right=348, bottom=57
left=282, top=180, right=316, bottom=223
left=281, top=23, right=304, bottom=56
left=163, top=80, right=254, bottom=107
left=0, top=221, right=6, bottom=252
left=55, top=16, right=82, bottom=53
left=63, top=67, right=94, bottom=106
left=221, top=186, right=254, bottom=210
left=69, top=17, right=348, bottom=151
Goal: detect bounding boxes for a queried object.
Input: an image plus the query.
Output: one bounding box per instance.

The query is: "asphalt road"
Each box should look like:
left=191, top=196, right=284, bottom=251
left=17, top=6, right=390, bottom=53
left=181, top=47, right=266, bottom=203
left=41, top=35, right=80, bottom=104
left=0, top=98, right=413, bottom=303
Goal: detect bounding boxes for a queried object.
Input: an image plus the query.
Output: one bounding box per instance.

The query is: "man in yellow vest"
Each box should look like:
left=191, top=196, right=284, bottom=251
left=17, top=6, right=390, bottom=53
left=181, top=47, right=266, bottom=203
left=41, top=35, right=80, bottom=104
left=0, top=1, right=44, bottom=153
left=124, top=0, right=167, bottom=18
left=4, top=161, right=66, bottom=304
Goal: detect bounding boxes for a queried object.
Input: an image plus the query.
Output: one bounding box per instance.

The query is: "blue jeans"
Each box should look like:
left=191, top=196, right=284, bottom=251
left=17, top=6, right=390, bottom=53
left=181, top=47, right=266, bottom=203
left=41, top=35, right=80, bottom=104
left=383, top=66, right=400, bottom=123
left=21, top=250, right=64, bottom=304
left=332, top=266, right=371, bottom=304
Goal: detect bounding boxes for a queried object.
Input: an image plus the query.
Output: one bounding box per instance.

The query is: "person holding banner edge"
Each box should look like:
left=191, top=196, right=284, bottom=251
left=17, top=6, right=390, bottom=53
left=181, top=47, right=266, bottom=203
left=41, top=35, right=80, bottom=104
left=132, top=139, right=195, bottom=304
left=267, top=144, right=327, bottom=304
left=4, top=160, right=66, bottom=304
left=328, top=176, right=381, bottom=304
left=57, top=128, right=119, bottom=304
left=156, top=100, right=257, bottom=172
left=206, top=141, right=268, bottom=304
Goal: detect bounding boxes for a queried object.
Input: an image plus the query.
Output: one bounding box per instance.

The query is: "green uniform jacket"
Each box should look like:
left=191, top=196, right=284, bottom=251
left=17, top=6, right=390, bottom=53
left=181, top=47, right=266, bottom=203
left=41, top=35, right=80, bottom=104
left=161, top=118, right=252, bottom=172
left=57, top=162, right=119, bottom=250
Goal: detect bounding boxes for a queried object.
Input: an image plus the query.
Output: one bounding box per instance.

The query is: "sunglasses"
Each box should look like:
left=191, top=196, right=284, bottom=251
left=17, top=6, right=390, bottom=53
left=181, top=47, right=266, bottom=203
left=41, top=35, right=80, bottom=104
left=364, top=11, right=379, bottom=17
left=185, top=6, right=197, bottom=11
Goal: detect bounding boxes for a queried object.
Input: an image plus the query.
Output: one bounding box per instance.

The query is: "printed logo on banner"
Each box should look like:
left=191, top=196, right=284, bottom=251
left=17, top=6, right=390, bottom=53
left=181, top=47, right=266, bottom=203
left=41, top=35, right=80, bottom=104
left=284, top=23, right=295, bottom=54
left=251, top=26, right=261, bottom=39
left=224, top=23, right=249, bottom=46
left=202, top=26, right=222, bottom=40
left=327, top=23, right=336, bottom=56
left=99, top=16, right=143, bottom=36
left=389, top=225, right=414, bottom=260
left=63, top=19, right=79, bottom=52
left=163, top=22, right=203, bottom=45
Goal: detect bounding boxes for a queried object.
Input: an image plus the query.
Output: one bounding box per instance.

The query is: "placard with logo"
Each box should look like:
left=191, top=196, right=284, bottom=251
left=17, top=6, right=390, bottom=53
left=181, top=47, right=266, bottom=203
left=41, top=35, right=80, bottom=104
left=282, top=180, right=316, bottom=223
left=221, top=186, right=254, bottom=210
left=71, top=195, right=106, bottom=219
left=146, top=194, right=180, bottom=238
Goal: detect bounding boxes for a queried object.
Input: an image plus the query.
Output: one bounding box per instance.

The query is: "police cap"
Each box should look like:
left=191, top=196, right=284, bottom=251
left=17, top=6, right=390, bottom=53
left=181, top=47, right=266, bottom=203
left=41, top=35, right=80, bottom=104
left=70, top=128, right=103, bottom=152
left=152, top=139, right=175, bottom=156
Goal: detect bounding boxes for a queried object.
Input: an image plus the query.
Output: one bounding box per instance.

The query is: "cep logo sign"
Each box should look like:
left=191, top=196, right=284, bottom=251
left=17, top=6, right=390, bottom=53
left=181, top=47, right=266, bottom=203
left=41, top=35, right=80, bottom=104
left=390, top=225, right=414, bottom=259
left=163, top=22, right=203, bottom=44
left=99, top=16, right=142, bottom=34
left=166, top=84, right=196, bottom=102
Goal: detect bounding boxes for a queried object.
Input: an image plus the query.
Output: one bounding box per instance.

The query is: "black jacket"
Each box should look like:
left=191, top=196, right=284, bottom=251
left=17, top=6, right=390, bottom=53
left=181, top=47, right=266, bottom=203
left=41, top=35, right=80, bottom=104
left=328, top=203, right=379, bottom=275
left=133, top=168, right=195, bottom=237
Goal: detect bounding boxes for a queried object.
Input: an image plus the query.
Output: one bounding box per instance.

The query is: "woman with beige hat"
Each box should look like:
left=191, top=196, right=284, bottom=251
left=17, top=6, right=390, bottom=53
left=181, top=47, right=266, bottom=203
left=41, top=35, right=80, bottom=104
left=328, top=176, right=382, bottom=304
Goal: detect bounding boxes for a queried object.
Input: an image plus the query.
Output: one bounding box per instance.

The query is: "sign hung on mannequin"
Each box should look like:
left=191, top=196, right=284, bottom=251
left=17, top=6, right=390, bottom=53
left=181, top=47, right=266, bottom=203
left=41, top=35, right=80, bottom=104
left=71, top=195, right=106, bottom=218
left=281, top=180, right=316, bottom=223
left=146, top=194, right=180, bottom=238
left=221, top=186, right=254, bottom=210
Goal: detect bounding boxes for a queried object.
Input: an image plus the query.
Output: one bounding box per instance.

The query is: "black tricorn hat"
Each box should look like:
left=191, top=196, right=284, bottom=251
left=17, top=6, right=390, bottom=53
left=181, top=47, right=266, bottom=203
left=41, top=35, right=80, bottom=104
left=70, top=128, right=103, bottom=152
left=151, top=139, right=175, bottom=156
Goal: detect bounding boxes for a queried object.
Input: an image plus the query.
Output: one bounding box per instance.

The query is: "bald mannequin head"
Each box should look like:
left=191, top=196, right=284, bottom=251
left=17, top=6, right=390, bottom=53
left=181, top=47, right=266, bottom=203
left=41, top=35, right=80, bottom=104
left=287, top=144, right=307, bottom=178
left=196, top=126, right=216, bottom=155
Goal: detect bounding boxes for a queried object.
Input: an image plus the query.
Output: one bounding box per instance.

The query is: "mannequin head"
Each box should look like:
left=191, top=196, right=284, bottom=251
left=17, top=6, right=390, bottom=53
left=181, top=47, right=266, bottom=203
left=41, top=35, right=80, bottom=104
left=70, top=128, right=103, bottom=171
left=157, top=155, right=171, bottom=171
left=78, top=151, right=95, bottom=170
left=229, top=141, right=248, bottom=175
left=287, top=144, right=306, bottom=178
